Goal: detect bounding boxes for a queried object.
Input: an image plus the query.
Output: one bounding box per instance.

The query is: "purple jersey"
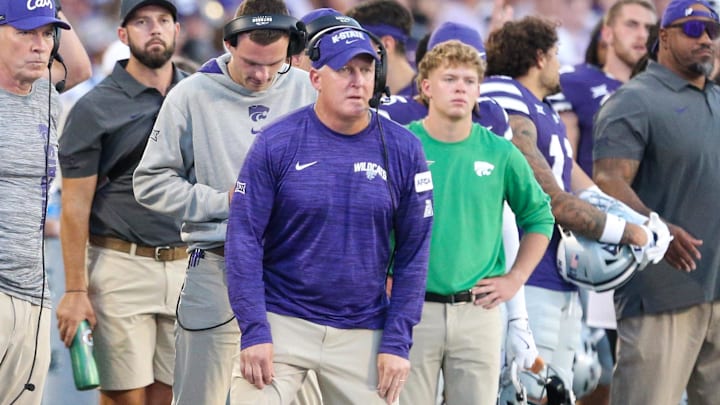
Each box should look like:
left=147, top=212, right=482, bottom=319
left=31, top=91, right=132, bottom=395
left=481, top=75, right=574, bottom=291
left=226, top=105, right=433, bottom=358
left=379, top=95, right=513, bottom=140
left=395, top=79, right=418, bottom=98
left=551, top=64, right=621, bottom=175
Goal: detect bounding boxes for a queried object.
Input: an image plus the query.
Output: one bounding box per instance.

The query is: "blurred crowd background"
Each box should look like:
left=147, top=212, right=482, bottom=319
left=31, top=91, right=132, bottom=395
left=60, top=0, right=675, bottom=90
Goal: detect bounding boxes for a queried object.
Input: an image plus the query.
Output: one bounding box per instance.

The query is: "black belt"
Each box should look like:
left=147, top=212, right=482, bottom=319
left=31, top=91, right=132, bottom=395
left=425, top=290, right=476, bottom=304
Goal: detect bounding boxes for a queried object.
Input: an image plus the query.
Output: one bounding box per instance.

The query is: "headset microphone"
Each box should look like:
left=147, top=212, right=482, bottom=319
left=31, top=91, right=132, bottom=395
left=52, top=53, right=68, bottom=93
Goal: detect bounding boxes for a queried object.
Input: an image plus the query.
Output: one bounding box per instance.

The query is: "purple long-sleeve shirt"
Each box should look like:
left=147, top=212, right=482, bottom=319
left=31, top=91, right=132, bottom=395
left=226, top=105, right=433, bottom=359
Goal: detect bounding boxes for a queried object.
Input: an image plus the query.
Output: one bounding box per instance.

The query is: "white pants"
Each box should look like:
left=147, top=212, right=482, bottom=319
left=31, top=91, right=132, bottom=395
left=523, top=286, right=582, bottom=400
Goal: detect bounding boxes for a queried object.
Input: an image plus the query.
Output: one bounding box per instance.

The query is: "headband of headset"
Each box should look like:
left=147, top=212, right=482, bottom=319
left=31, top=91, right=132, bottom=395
left=307, top=25, right=389, bottom=108
left=304, top=15, right=361, bottom=42
left=223, top=14, right=306, bottom=56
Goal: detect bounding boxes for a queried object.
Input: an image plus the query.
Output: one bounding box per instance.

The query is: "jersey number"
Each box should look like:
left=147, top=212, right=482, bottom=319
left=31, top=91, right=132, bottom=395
left=549, top=134, right=573, bottom=188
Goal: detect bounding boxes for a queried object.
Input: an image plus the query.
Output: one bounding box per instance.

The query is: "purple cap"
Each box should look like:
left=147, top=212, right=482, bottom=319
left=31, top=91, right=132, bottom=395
left=0, top=0, right=70, bottom=30
left=301, top=8, right=360, bottom=40
left=661, top=0, right=719, bottom=27
left=428, top=22, right=485, bottom=60
left=301, top=8, right=341, bottom=25
left=312, top=27, right=379, bottom=70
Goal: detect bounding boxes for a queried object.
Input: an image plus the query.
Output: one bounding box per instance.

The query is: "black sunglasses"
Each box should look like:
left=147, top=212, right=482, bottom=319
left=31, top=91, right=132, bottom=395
left=667, top=20, right=720, bottom=40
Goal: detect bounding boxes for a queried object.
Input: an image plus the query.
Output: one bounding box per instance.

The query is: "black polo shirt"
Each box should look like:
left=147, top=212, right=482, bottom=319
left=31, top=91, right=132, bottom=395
left=594, top=61, right=720, bottom=319
left=59, top=60, right=189, bottom=246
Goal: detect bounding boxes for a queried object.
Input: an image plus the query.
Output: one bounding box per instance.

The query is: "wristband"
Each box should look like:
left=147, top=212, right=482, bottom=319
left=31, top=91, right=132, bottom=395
left=505, top=285, right=529, bottom=320
left=599, top=213, right=625, bottom=244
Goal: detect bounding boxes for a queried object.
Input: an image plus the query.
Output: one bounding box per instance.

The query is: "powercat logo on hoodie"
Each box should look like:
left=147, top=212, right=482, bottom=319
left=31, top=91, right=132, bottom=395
left=249, top=105, right=270, bottom=134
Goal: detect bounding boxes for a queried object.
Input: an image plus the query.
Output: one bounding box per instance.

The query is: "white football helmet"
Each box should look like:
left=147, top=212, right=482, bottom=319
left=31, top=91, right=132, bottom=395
left=556, top=227, right=639, bottom=292
left=572, top=329, right=602, bottom=399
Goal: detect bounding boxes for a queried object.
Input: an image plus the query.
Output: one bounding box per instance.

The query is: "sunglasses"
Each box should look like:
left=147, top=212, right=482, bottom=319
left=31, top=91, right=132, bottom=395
left=667, top=20, right=720, bottom=40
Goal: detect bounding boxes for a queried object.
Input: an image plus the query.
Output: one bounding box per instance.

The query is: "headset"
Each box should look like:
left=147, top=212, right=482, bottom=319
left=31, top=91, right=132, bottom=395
left=223, top=14, right=307, bottom=58
left=304, top=14, right=361, bottom=42
left=48, top=25, right=67, bottom=92
left=306, top=25, right=389, bottom=109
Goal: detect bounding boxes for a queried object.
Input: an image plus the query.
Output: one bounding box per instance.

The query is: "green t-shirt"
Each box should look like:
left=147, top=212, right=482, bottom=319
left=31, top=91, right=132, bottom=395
left=407, top=121, right=554, bottom=295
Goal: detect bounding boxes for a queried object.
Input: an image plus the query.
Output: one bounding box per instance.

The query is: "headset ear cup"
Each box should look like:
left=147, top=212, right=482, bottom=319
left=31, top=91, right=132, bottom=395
left=288, top=21, right=307, bottom=57
left=52, top=26, right=60, bottom=59
left=369, top=33, right=388, bottom=108
left=307, top=34, right=321, bottom=62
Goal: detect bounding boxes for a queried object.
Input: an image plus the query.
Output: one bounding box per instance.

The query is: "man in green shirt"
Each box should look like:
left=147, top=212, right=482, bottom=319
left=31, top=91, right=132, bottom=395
left=403, top=40, right=555, bottom=405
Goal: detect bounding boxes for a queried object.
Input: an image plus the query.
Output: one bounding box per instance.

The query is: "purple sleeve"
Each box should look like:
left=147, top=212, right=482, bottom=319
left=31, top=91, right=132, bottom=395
left=380, top=130, right=432, bottom=358
left=226, top=133, right=274, bottom=349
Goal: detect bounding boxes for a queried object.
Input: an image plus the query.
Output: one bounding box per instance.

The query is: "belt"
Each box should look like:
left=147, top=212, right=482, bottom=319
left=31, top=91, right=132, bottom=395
left=206, top=246, right=225, bottom=257
left=89, top=235, right=188, bottom=262
left=425, top=290, right=476, bottom=305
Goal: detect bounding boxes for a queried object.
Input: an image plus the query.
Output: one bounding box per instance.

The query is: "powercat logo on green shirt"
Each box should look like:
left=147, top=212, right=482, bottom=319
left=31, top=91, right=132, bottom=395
left=474, top=161, right=494, bottom=177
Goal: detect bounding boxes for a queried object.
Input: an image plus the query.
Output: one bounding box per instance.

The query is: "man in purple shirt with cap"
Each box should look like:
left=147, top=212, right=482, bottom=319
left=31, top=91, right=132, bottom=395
left=226, top=26, right=433, bottom=405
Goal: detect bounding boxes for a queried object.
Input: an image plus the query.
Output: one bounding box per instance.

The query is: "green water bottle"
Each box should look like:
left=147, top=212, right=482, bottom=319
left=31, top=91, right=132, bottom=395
left=70, top=320, right=100, bottom=390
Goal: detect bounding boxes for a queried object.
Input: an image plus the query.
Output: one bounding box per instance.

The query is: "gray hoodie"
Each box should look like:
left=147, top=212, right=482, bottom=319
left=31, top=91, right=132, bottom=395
left=134, top=53, right=317, bottom=249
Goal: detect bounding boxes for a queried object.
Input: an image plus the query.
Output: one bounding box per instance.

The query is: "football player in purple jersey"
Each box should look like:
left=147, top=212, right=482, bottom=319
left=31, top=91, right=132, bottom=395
left=552, top=0, right=657, bottom=177
left=481, top=16, right=671, bottom=403
left=547, top=3, right=657, bottom=403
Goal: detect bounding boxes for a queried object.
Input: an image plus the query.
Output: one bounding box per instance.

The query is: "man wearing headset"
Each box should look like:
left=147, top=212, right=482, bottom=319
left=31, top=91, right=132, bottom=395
left=0, top=0, right=90, bottom=403
left=133, top=0, right=316, bottom=404
left=225, top=25, right=433, bottom=405
left=57, top=1, right=187, bottom=404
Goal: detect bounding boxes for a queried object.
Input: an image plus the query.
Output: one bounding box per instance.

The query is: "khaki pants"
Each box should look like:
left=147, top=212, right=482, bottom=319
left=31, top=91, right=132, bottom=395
left=231, top=312, right=393, bottom=405
left=0, top=292, right=51, bottom=405
left=173, top=252, right=321, bottom=405
left=611, top=301, right=720, bottom=405
left=402, top=301, right=501, bottom=405
left=87, top=245, right=185, bottom=390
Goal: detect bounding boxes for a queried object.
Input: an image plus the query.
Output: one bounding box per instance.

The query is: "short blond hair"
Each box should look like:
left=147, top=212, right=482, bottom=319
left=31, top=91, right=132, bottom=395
left=415, top=40, right=485, bottom=106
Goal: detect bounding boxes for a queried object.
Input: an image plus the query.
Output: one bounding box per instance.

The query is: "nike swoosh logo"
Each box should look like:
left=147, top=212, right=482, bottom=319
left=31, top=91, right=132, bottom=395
left=345, top=39, right=360, bottom=44
left=295, top=161, right=318, bottom=171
